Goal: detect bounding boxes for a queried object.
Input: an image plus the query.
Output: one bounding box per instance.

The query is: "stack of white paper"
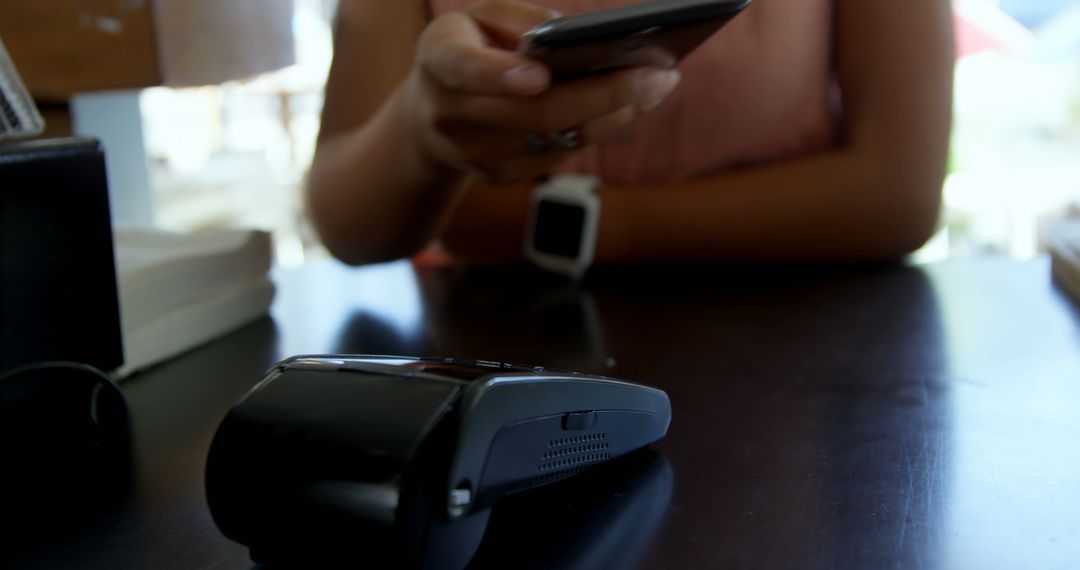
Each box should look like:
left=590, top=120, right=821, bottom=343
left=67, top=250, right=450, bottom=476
left=113, top=229, right=275, bottom=377
left=1048, top=221, right=1080, bottom=302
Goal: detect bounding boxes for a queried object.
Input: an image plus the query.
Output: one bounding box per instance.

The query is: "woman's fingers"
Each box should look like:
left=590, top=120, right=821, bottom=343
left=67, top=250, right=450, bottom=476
left=430, top=123, right=576, bottom=182
left=410, top=0, right=682, bottom=180
left=444, top=67, right=681, bottom=132
left=418, top=3, right=555, bottom=96
left=482, top=155, right=574, bottom=185
left=419, top=13, right=548, bottom=96
left=440, top=103, right=641, bottom=163
left=580, top=104, right=641, bottom=142
left=465, top=0, right=560, bottom=49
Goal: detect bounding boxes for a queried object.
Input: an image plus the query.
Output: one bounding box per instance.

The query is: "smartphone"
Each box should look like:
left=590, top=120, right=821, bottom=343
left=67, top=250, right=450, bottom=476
left=521, top=0, right=752, bottom=81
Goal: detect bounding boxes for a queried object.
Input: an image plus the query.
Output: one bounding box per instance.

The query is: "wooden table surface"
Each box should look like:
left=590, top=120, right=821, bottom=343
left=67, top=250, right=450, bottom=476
left=8, top=257, right=1080, bottom=569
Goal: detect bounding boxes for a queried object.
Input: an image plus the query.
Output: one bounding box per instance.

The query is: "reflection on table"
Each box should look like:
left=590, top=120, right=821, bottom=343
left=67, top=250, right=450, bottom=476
left=6, top=257, right=1080, bottom=569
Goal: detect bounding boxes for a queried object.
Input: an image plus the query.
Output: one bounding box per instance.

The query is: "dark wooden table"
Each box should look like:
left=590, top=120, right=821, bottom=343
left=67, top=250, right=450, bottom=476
left=8, top=257, right=1080, bottom=569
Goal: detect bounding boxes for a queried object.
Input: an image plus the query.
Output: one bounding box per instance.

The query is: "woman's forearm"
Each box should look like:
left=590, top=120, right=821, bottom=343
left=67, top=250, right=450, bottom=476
left=597, top=146, right=945, bottom=264
left=441, top=143, right=946, bottom=265
left=307, top=90, right=469, bottom=266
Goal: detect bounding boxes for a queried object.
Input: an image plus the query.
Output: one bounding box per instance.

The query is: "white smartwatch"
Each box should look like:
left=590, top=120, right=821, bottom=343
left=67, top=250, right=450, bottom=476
left=524, top=174, right=601, bottom=278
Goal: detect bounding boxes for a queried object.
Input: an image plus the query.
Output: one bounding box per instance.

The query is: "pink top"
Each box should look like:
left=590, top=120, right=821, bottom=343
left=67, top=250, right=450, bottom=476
left=429, top=0, right=838, bottom=184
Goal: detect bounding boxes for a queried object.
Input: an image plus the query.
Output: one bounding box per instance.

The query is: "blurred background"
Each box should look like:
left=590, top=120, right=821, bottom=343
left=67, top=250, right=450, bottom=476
left=5, top=0, right=1080, bottom=268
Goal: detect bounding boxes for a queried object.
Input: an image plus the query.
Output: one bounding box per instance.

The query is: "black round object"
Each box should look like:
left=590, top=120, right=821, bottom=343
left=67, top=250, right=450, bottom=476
left=0, top=361, right=132, bottom=538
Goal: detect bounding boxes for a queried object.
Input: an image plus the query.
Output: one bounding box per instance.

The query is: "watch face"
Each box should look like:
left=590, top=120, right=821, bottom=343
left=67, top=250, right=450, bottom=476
left=533, top=200, right=587, bottom=258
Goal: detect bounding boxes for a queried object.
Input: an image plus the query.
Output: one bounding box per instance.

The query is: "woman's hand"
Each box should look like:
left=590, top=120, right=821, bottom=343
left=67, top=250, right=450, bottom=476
left=400, top=0, right=681, bottom=184
left=308, top=0, right=681, bottom=265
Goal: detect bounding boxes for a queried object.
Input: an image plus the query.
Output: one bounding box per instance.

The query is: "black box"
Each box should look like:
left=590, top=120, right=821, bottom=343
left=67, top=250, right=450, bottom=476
left=0, top=137, right=123, bottom=373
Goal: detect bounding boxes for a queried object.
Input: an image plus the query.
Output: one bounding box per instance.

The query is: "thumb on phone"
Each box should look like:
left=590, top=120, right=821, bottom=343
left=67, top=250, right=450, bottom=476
left=419, top=1, right=559, bottom=96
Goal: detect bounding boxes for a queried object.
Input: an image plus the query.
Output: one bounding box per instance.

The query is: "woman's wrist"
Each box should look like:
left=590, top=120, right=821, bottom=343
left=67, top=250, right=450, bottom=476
left=386, top=77, right=468, bottom=191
